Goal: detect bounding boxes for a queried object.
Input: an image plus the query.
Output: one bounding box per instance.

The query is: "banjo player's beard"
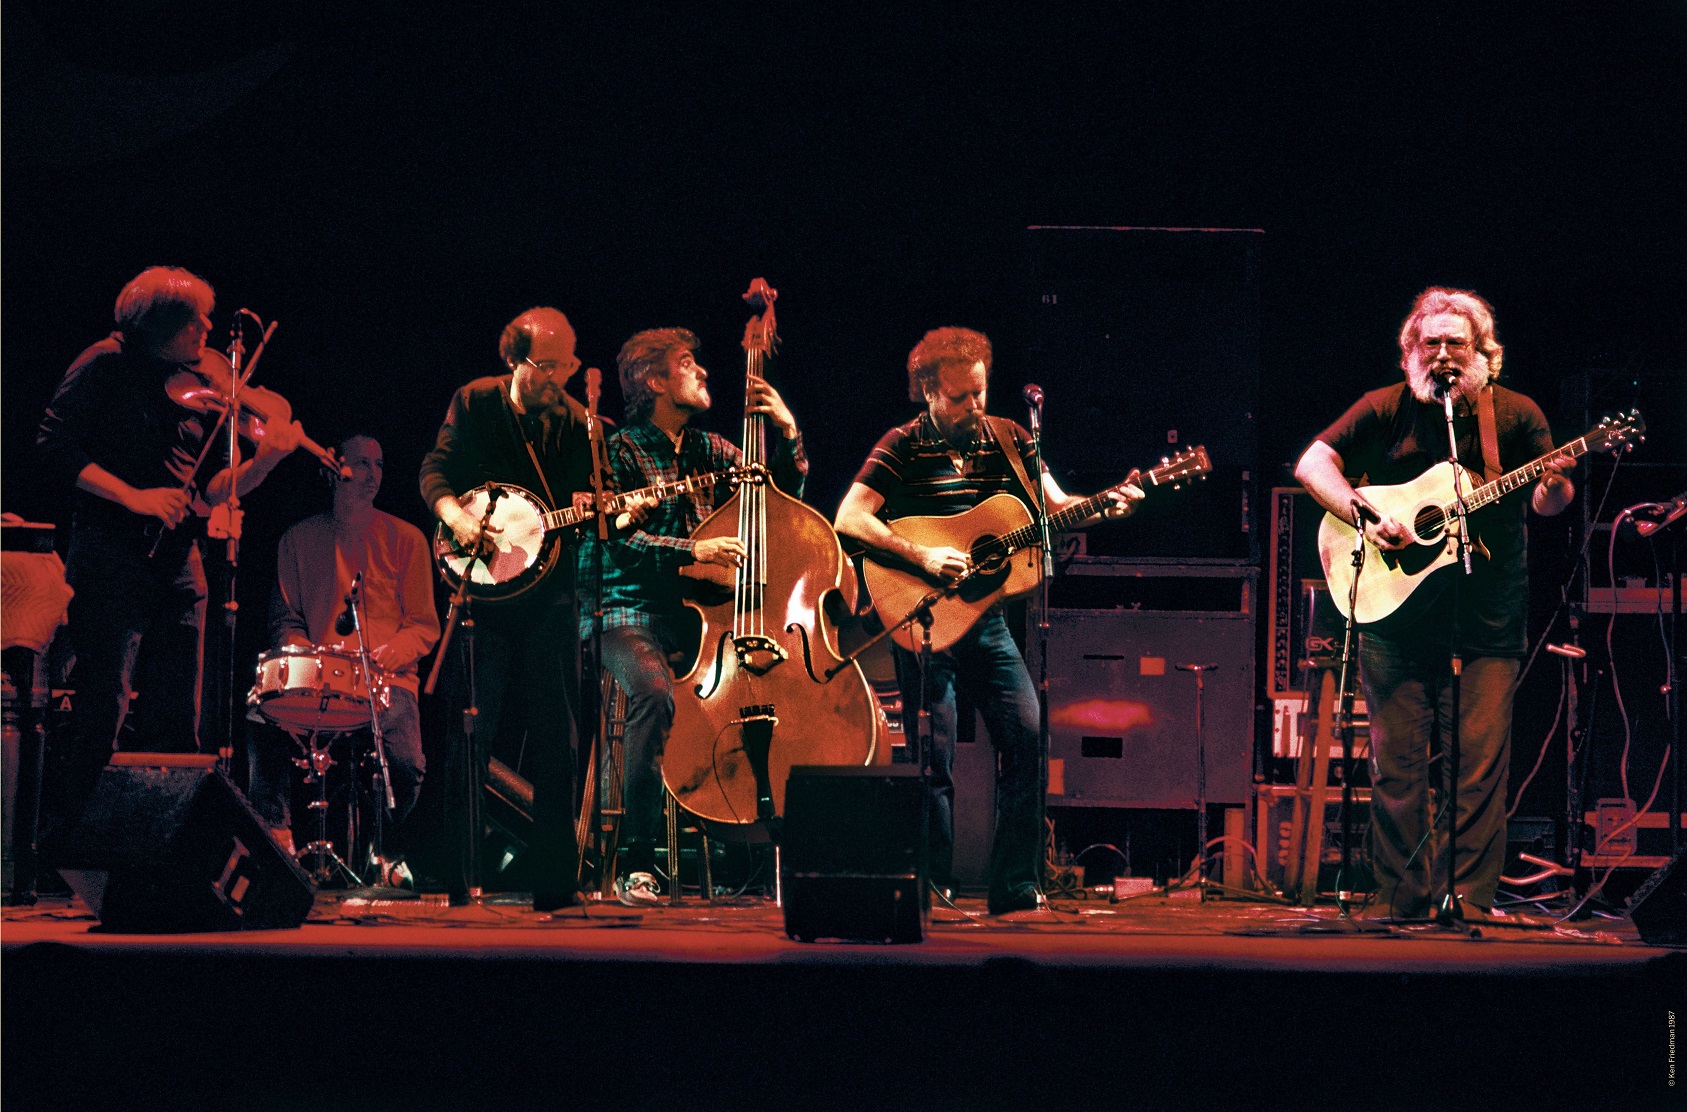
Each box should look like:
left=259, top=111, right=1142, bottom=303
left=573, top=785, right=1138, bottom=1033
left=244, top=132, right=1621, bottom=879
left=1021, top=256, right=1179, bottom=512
left=1405, top=351, right=1492, bottom=404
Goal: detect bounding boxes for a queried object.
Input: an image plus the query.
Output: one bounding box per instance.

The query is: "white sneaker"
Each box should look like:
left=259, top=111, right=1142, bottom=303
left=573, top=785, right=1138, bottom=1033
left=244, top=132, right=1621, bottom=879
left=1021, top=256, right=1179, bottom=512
left=616, top=871, right=661, bottom=907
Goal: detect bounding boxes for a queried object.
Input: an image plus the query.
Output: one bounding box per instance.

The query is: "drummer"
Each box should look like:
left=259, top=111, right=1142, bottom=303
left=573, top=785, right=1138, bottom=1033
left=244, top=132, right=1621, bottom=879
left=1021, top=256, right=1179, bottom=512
left=248, top=432, right=440, bottom=862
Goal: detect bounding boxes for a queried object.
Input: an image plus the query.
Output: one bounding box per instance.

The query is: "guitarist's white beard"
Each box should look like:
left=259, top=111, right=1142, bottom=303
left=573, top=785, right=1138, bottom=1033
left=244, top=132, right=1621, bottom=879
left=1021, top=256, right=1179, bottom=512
left=1404, top=353, right=1492, bottom=405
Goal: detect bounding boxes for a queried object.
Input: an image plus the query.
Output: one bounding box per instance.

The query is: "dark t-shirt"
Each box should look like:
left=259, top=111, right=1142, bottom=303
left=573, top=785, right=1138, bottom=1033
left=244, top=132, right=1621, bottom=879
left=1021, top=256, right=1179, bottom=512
left=854, top=413, right=1040, bottom=522
left=1316, top=381, right=1556, bottom=656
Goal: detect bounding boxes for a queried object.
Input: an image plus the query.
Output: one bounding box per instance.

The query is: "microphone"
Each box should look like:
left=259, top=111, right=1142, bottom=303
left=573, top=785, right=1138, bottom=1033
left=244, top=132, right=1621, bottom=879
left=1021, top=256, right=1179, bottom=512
left=1022, top=383, right=1044, bottom=408
left=334, top=572, right=363, bottom=637
left=1352, top=500, right=1381, bottom=526
left=486, top=484, right=506, bottom=505
left=1635, top=491, right=1687, bottom=539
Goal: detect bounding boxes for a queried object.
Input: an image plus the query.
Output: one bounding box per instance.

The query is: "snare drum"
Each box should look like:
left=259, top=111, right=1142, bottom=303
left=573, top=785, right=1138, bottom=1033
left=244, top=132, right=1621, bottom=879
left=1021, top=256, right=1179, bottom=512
left=247, top=646, right=390, bottom=734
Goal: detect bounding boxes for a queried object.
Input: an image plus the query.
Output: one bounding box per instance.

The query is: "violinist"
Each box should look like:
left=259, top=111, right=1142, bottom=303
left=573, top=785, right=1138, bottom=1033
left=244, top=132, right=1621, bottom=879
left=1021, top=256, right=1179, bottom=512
left=248, top=433, right=439, bottom=867
left=419, top=307, right=595, bottom=911
left=578, top=328, right=806, bottom=906
left=35, top=265, right=302, bottom=832
left=834, top=327, right=1141, bottom=916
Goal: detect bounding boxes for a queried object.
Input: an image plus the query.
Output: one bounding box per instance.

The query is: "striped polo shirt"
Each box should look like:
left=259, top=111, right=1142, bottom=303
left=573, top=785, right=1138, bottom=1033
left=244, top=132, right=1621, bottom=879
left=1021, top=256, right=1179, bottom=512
left=854, top=412, right=1039, bottom=521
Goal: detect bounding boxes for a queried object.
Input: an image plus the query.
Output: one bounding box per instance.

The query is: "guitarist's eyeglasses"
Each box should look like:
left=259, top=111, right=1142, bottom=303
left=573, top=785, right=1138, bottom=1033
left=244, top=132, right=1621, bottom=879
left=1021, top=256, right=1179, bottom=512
left=1418, top=337, right=1471, bottom=353
left=524, top=356, right=581, bottom=378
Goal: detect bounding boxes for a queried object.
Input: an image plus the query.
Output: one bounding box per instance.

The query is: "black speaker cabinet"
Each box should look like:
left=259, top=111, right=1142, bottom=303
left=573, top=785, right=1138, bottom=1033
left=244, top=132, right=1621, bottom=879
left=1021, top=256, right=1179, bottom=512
left=1037, top=585, right=1256, bottom=810
left=1023, top=226, right=1261, bottom=560
left=781, top=765, right=926, bottom=944
left=48, top=754, right=314, bottom=932
left=1628, top=850, right=1687, bottom=947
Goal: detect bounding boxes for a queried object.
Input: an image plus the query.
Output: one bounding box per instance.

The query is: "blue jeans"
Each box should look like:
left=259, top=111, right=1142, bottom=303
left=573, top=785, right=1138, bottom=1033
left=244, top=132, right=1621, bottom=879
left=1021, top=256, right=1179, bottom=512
left=892, top=608, right=1041, bottom=909
left=1359, top=633, right=1519, bottom=917
left=597, top=623, right=678, bottom=873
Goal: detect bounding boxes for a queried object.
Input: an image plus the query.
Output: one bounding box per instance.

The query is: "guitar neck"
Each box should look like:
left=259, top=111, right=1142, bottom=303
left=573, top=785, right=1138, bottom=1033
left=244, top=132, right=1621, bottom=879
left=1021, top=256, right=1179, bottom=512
left=994, top=478, right=1139, bottom=557
left=1465, top=438, right=1592, bottom=511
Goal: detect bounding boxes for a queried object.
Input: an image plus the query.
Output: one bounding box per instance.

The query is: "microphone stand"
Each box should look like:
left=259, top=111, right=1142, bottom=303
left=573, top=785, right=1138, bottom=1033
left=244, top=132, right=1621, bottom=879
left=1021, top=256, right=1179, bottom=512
left=424, top=487, right=504, bottom=901
left=1434, top=377, right=1474, bottom=927
left=340, top=572, right=396, bottom=884
left=1327, top=503, right=1390, bottom=928
left=1295, top=501, right=1392, bottom=932
left=1026, top=395, right=1055, bottom=897
left=208, top=319, right=247, bottom=776
left=203, top=312, right=277, bottom=773
left=579, top=370, right=611, bottom=894
left=1629, top=492, right=1685, bottom=855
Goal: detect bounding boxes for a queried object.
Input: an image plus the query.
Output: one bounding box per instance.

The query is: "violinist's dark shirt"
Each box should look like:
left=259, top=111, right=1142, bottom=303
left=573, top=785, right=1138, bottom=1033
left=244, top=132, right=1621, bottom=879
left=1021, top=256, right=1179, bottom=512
left=36, top=334, right=209, bottom=538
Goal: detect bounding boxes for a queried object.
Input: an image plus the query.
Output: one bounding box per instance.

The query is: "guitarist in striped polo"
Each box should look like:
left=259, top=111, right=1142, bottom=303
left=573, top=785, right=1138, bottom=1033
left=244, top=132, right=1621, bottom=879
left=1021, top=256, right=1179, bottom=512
left=1294, top=287, right=1575, bottom=922
left=835, top=327, right=1142, bottom=916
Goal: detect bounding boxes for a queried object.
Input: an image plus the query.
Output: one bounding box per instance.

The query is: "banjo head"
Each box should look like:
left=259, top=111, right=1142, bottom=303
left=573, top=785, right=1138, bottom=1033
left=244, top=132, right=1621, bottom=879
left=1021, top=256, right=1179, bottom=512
left=433, top=484, right=560, bottom=601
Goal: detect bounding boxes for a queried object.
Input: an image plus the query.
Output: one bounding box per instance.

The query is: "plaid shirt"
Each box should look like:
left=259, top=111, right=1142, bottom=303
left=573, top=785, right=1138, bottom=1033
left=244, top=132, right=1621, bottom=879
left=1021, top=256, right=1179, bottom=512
left=578, top=418, right=807, bottom=636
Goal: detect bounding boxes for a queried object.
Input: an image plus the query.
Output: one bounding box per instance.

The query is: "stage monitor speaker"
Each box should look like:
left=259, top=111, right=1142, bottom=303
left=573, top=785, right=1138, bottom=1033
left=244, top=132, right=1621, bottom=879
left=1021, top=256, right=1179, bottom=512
left=48, top=754, right=314, bottom=933
left=781, top=765, right=926, bottom=944
left=1627, top=849, right=1687, bottom=947
left=1023, top=226, right=1261, bottom=560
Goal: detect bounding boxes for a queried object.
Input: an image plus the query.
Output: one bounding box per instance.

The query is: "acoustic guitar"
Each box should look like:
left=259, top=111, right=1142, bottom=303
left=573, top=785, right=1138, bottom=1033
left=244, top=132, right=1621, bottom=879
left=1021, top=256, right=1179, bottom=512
left=861, top=446, right=1211, bottom=652
left=1316, top=409, right=1644, bottom=625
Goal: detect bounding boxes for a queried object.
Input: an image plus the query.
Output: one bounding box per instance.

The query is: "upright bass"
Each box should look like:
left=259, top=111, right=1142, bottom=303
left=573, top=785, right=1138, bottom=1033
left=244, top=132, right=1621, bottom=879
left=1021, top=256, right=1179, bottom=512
left=662, top=279, right=881, bottom=826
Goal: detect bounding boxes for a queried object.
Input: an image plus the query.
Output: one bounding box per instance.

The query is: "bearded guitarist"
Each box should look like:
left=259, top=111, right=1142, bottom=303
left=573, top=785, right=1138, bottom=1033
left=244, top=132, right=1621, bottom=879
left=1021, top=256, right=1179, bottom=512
left=834, top=326, right=1142, bottom=916
left=1293, top=287, right=1575, bottom=923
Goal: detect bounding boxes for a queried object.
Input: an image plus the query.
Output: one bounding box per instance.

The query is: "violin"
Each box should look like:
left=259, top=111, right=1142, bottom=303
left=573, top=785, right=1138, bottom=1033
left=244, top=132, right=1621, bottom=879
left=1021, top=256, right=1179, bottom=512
left=166, top=347, right=346, bottom=476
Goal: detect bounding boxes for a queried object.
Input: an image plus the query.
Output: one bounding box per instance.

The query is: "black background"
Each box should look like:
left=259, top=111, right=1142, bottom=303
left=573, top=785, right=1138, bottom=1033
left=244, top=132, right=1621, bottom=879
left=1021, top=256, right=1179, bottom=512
left=5, top=5, right=1684, bottom=820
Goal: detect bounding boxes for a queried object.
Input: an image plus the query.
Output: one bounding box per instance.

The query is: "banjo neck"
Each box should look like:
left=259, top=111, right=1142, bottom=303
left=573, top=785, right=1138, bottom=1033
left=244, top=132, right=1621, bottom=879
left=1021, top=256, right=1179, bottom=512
left=536, top=469, right=737, bottom=532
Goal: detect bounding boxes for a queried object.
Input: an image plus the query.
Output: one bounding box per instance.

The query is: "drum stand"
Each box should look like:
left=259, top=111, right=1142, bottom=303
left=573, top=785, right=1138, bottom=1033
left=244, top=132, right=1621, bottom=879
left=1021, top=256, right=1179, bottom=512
left=294, top=729, right=361, bottom=887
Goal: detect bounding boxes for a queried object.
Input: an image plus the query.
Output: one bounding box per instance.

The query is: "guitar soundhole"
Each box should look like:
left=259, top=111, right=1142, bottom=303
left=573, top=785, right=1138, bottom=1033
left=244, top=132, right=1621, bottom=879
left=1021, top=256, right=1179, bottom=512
left=1413, top=506, right=1446, bottom=542
left=969, top=536, right=1006, bottom=574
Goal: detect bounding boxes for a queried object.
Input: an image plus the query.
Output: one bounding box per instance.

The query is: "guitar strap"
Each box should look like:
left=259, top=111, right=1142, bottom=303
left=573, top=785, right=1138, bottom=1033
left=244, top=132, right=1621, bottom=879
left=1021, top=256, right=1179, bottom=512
left=1476, top=386, right=1501, bottom=482
left=502, top=384, right=561, bottom=510
left=987, top=416, right=1044, bottom=515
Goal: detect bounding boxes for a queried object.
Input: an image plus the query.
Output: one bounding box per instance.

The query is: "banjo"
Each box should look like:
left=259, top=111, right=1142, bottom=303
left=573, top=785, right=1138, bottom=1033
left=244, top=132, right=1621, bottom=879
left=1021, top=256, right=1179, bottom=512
left=434, top=470, right=740, bottom=602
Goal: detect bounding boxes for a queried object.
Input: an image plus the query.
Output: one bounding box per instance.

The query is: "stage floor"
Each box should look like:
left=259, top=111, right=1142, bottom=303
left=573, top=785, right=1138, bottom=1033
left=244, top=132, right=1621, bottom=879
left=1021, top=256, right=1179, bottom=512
left=5, top=890, right=1683, bottom=1112
left=0, top=888, right=1672, bottom=972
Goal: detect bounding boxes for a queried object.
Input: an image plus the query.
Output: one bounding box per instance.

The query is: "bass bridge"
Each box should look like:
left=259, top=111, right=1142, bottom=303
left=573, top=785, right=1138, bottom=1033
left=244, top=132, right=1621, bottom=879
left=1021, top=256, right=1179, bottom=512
left=733, top=635, right=788, bottom=675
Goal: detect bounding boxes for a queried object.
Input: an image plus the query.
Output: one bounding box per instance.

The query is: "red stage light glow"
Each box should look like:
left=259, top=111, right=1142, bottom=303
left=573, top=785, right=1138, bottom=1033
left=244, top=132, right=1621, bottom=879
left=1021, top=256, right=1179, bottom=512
left=1050, top=698, right=1154, bottom=733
